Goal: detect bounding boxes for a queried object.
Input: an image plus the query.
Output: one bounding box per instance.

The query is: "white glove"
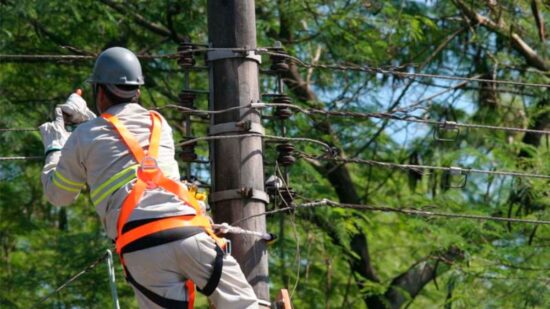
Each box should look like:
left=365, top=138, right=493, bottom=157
left=39, top=107, right=70, bottom=154
left=59, top=93, right=96, bottom=124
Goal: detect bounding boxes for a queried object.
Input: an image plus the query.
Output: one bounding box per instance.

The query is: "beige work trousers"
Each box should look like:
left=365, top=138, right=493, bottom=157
left=124, top=232, right=259, bottom=309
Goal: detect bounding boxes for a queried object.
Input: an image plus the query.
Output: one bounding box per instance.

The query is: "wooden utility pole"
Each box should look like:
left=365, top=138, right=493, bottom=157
left=207, top=0, right=270, bottom=306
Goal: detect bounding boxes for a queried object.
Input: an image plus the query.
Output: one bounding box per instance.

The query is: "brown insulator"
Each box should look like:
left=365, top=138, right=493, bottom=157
left=276, top=143, right=296, bottom=166
left=269, top=46, right=289, bottom=73
left=277, top=154, right=296, bottom=166
left=276, top=143, right=295, bottom=153
left=179, top=90, right=196, bottom=109
left=271, top=94, right=293, bottom=120
left=180, top=142, right=198, bottom=162
left=275, top=107, right=293, bottom=120
left=271, top=61, right=289, bottom=72
left=178, top=43, right=196, bottom=67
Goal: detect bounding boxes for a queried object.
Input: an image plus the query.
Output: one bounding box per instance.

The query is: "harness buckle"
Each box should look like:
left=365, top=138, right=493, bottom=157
left=223, top=239, right=232, bottom=255
left=138, top=156, right=161, bottom=189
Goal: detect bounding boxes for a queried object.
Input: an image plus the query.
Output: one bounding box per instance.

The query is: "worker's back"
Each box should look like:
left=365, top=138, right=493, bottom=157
left=41, top=102, right=196, bottom=240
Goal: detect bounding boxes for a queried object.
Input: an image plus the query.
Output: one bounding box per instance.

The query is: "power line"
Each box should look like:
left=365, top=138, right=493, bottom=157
left=233, top=199, right=550, bottom=226
left=264, top=51, right=550, bottom=89
left=298, top=154, right=550, bottom=180
left=177, top=133, right=335, bottom=153
left=4, top=51, right=548, bottom=89
left=31, top=252, right=108, bottom=309
left=270, top=103, right=550, bottom=135
left=0, top=54, right=95, bottom=62
left=0, top=50, right=208, bottom=62
left=164, top=103, right=550, bottom=136
left=0, top=128, right=39, bottom=132
left=0, top=156, right=43, bottom=161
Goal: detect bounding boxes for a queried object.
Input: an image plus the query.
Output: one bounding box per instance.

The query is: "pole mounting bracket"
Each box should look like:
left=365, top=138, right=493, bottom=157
left=210, top=188, right=270, bottom=204
left=208, top=121, right=265, bottom=136
left=207, top=48, right=262, bottom=64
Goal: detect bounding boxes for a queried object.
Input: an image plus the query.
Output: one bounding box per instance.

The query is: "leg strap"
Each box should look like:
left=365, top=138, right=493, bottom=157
left=124, top=266, right=189, bottom=309
left=197, top=245, right=224, bottom=296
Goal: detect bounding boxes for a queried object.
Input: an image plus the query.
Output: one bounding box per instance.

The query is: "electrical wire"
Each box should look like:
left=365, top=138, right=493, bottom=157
left=177, top=133, right=334, bottom=153
left=0, top=49, right=210, bottom=62
left=31, top=252, right=108, bottom=309
left=4, top=50, right=548, bottom=88
left=163, top=103, right=550, bottom=136
left=0, top=156, right=43, bottom=161
left=233, top=199, right=550, bottom=226
left=263, top=51, right=550, bottom=89
left=0, top=128, right=39, bottom=132
left=264, top=103, right=550, bottom=135
left=298, top=153, right=550, bottom=180
left=159, top=104, right=247, bottom=115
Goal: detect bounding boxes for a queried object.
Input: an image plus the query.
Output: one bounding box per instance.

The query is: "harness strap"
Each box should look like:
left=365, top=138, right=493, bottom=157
left=117, top=179, right=146, bottom=237
left=185, top=280, right=196, bottom=309
left=116, top=215, right=213, bottom=254
left=197, top=245, right=224, bottom=296
left=102, top=113, right=143, bottom=162
left=148, top=111, right=162, bottom=159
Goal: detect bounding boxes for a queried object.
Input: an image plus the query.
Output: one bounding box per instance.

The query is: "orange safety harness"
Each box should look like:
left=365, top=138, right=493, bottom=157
left=102, top=111, right=226, bottom=309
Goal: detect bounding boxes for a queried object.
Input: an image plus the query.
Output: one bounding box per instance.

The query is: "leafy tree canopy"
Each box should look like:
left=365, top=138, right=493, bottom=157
left=1, top=1, right=549, bottom=308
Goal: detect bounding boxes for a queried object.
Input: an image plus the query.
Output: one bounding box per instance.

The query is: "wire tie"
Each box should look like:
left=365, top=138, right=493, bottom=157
left=441, top=121, right=457, bottom=129
left=449, top=166, right=463, bottom=176
left=250, top=102, right=266, bottom=109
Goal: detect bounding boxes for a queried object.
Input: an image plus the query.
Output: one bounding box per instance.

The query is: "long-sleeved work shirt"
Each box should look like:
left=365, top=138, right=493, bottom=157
left=41, top=103, right=196, bottom=240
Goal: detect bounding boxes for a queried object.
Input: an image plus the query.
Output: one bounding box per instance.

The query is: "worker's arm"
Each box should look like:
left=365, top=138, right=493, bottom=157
left=41, top=133, right=86, bottom=206
left=40, top=105, right=87, bottom=206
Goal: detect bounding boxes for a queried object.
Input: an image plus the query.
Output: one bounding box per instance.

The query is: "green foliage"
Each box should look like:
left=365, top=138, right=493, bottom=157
left=1, top=0, right=550, bottom=308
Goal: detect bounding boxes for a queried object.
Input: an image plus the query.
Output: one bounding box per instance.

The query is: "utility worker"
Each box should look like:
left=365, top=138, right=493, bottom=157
left=39, top=47, right=259, bottom=309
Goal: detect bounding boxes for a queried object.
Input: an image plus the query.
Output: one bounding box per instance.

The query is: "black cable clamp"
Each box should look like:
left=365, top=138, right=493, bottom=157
left=433, top=120, right=460, bottom=142
left=442, top=166, right=469, bottom=189
left=264, top=176, right=296, bottom=208
left=278, top=186, right=296, bottom=206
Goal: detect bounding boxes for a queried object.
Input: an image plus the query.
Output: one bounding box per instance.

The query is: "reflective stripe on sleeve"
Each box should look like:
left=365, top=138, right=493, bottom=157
left=91, top=165, right=138, bottom=205
left=52, top=171, right=84, bottom=193
left=54, top=171, right=85, bottom=186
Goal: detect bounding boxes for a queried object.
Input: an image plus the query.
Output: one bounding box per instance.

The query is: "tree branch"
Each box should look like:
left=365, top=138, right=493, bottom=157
left=383, top=246, right=464, bottom=308
left=30, top=19, right=95, bottom=55
left=100, top=0, right=183, bottom=42
left=452, top=0, right=550, bottom=71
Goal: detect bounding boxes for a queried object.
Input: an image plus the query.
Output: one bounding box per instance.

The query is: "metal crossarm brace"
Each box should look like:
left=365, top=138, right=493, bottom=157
left=208, top=121, right=265, bottom=136
left=210, top=188, right=270, bottom=204
left=206, top=48, right=262, bottom=64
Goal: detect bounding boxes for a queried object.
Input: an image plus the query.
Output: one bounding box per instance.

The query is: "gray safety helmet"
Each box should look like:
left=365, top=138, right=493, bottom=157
left=88, top=47, right=144, bottom=86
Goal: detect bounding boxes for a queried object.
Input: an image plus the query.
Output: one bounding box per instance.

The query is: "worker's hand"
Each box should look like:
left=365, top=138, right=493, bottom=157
left=59, top=92, right=96, bottom=124
left=39, top=107, right=70, bottom=154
